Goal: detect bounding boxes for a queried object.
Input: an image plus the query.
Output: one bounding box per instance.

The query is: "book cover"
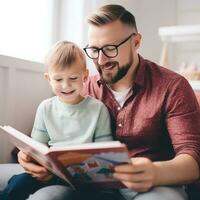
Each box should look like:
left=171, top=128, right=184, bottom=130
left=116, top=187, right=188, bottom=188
left=0, top=126, right=130, bottom=189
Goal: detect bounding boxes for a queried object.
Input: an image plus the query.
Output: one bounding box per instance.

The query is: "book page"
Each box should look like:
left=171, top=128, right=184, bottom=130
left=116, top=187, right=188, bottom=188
left=1, top=126, right=49, bottom=154
left=50, top=141, right=124, bottom=152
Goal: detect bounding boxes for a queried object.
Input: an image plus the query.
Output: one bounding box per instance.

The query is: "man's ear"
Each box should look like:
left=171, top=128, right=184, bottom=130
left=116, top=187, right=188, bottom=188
left=83, top=69, right=89, bottom=82
left=44, top=72, right=50, bottom=81
left=133, top=33, right=142, bottom=50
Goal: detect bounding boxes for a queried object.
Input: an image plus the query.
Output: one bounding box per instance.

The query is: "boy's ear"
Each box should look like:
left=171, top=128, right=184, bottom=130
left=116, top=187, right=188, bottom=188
left=44, top=72, right=50, bottom=81
left=83, top=69, right=89, bottom=82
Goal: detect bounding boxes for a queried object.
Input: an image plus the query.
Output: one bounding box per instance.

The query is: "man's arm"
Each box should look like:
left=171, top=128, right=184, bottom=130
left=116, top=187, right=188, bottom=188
left=114, top=154, right=199, bottom=192
left=154, top=154, right=199, bottom=185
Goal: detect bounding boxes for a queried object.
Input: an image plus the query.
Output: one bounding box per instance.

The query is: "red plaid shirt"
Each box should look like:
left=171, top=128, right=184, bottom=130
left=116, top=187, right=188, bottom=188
left=84, top=56, right=200, bottom=165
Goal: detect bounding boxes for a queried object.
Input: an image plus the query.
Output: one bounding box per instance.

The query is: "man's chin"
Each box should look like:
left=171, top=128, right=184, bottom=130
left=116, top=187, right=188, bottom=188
left=102, top=76, right=118, bottom=84
left=101, top=74, right=115, bottom=84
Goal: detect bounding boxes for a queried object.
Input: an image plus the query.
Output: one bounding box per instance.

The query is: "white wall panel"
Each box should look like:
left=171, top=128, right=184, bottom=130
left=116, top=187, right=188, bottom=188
left=169, top=0, right=200, bottom=70
left=177, top=0, right=200, bottom=11
left=0, top=55, right=52, bottom=163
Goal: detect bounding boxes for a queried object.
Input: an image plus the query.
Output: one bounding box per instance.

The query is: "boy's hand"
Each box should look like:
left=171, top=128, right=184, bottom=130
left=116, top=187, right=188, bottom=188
left=18, top=150, right=53, bottom=181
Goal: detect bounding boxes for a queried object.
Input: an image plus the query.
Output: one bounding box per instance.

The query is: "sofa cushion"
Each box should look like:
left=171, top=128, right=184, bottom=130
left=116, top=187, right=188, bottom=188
left=0, top=164, right=24, bottom=192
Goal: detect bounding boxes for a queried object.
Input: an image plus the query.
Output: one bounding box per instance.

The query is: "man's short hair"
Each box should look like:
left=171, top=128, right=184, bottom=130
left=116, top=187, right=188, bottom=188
left=45, top=41, right=86, bottom=70
left=87, top=4, right=137, bottom=31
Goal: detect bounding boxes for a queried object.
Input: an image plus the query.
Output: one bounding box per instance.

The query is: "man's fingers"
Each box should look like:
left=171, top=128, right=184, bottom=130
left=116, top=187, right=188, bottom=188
left=115, top=157, right=152, bottom=173
left=113, top=171, right=151, bottom=182
left=121, top=180, right=152, bottom=192
left=115, top=164, right=140, bottom=173
left=114, top=163, right=144, bottom=173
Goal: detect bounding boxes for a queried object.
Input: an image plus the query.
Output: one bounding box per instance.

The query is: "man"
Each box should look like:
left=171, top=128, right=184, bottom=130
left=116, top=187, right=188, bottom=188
left=83, top=4, right=200, bottom=199
left=5, top=4, right=200, bottom=200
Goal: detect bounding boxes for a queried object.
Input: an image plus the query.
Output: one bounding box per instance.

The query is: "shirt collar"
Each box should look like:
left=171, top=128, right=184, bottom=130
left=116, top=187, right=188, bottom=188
left=134, top=54, right=146, bottom=88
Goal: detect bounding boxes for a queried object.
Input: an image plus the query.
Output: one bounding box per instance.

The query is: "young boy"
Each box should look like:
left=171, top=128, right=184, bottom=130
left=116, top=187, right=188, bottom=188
left=1, top=41, right=112, bottom=200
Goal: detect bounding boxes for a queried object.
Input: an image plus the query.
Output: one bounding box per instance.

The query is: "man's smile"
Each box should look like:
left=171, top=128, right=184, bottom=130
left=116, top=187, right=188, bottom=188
left=101, top=62, right=117, bottom=72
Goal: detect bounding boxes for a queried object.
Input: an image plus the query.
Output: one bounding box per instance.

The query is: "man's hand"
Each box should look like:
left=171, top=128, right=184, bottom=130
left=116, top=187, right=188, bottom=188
left=114, top=154, right=199, bottom=192
left=113, top=157, right=157, bottom=192
left=18, top=150, right=53, bottom=181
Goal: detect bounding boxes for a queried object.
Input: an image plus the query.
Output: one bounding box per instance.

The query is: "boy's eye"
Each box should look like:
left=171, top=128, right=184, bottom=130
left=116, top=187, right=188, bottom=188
left=69, top=77, right=78, bottom=80
left=55, top=79, right=62, bottom=82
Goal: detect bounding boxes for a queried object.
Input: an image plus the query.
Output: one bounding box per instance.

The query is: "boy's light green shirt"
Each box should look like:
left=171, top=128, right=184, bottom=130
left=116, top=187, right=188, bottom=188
left=31, top=96, right=112, bottom=147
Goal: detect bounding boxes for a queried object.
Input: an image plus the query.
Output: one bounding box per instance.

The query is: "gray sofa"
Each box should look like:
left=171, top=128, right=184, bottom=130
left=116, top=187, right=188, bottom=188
left=0, top=163, right=24, bottom=193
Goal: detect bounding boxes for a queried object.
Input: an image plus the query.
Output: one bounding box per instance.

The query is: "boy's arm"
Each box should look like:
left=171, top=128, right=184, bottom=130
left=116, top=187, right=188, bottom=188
left=31, top=102, right=50, bottom=143
left=18, top=101, right=52, bottom=181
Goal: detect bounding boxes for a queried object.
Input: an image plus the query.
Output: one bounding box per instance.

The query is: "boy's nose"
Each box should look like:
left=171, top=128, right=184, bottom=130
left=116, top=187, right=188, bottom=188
left=62, top=81, right=70, bottom=88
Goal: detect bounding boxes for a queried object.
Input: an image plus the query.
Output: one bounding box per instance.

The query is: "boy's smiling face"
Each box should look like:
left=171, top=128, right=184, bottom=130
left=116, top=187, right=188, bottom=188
left=45, top=59, right=88, bottom=105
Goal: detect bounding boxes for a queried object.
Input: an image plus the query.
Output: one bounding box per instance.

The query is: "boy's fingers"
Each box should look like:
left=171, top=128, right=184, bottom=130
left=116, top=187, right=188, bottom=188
left=18, top=150, right=32, bottom=162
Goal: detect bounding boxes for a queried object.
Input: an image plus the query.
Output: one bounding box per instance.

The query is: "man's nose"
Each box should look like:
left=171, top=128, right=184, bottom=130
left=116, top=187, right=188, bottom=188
left=97, top=50, right=109, bottom=65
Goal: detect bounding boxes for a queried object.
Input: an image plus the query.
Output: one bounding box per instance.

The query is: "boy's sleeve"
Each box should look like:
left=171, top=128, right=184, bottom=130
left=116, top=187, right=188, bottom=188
left=93, top=104, right=113, bottom=142
left=31, top=102, right=50, bottom=144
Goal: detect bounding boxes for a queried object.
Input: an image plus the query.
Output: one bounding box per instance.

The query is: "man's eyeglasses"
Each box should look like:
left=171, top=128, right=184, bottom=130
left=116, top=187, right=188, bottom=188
left=83, top=32, right=136, bottom=59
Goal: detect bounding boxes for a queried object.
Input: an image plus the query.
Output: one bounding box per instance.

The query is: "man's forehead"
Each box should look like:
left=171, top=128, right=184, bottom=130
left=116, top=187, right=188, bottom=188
left=87, top=22, right=131, bottom=46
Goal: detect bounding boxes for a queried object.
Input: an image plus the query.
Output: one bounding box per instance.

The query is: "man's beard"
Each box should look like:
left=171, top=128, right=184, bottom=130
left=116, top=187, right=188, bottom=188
left=97, top=53, right=133, bottom=84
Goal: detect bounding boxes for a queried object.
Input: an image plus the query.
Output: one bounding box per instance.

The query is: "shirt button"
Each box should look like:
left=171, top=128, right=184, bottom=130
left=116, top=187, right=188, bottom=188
left=118, top=123, right=122, bottom=127
left=117, top=107, right=121, bottom=111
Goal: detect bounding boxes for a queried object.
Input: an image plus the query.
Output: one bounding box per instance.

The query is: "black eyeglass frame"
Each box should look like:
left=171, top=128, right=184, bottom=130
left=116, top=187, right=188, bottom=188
left=83, top=32, right=136, bottom=59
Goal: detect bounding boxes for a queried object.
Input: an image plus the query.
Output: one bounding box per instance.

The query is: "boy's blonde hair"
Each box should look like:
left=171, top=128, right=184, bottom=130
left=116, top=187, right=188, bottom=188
left=45, top=41, right=86, bottom=70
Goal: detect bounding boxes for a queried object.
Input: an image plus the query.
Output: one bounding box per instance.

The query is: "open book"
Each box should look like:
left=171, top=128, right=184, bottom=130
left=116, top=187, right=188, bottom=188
left=0, top=126, right=130, bottom=190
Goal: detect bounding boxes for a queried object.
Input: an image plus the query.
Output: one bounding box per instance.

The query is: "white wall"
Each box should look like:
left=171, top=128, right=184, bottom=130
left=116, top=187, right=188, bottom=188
left=55, top=0, right=176, bottom=73
left=0, top=55, right=52, bottom=163
left=172, top=0, right=200, bottom=69
left=79, top=0, right=176, bottom=63
left=82, top=0, right=200, bottom=71
left=0, top=0, right=53, bottom=63
left=51, top=0, right=85, bottom=46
